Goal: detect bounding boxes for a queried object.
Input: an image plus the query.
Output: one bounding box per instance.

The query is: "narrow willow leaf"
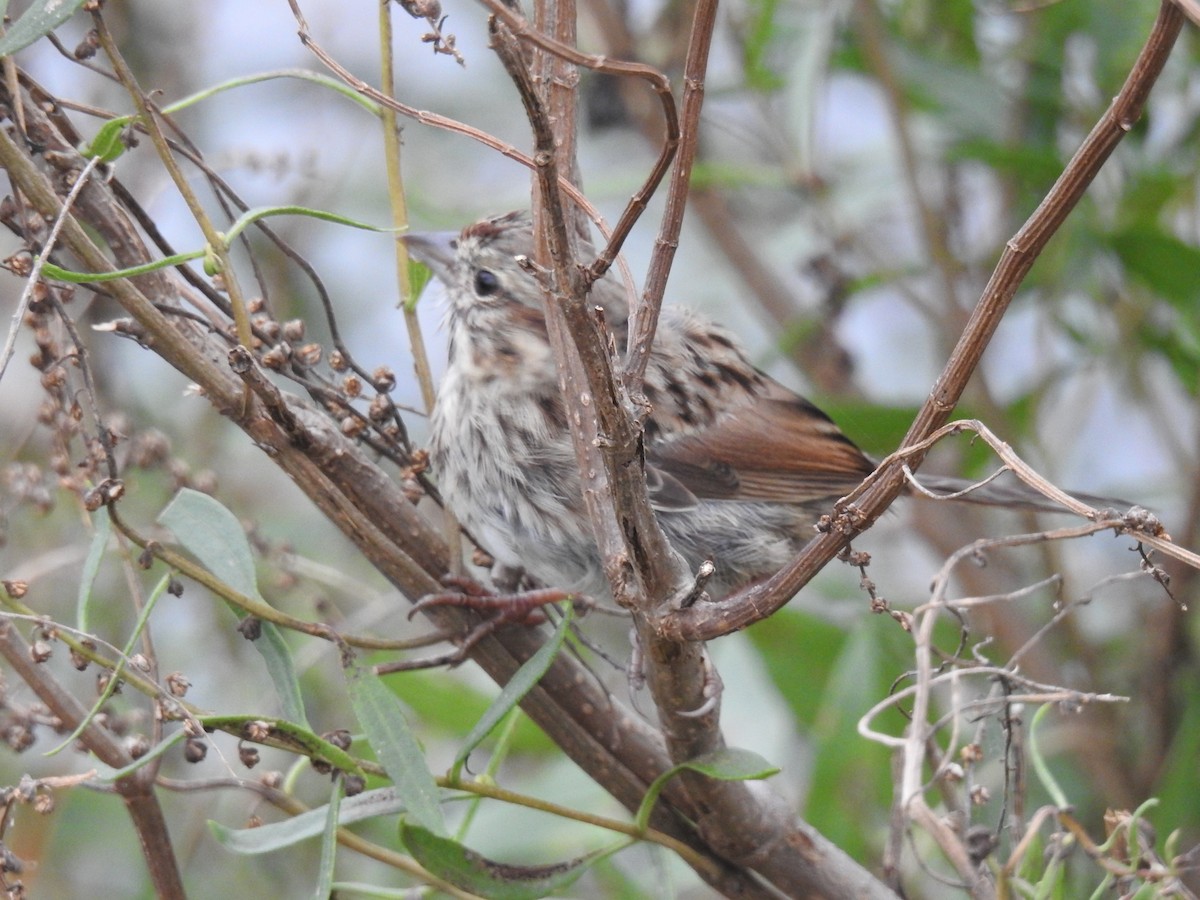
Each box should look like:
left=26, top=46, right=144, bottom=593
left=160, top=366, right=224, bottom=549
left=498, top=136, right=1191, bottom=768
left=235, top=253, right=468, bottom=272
left=100, top=730, right=187, bottom=780
left=1111, top=227, right=1200, bottom=308
left=0, top=0, right=87, bottom=57
left=677, top=747, right=780, bottom=781
left=344, top=661, right=444, bottom=835
left=313, top=777, right=342, bottom=900
left=210, top=787, right=407, bottom=855
left=224, top=205, right=398, bottom=243
left=76, top=506, right=111, bottom=633
left=327, top=884, right=414, bottom=899
left=399, top=822, right=607, bottom=900
left=50, top=573, right=173, bottom=756
left=199, top=715, right=362, bottom=775
left=635, top=747, right=780, bottom=832
left=159, top=489, right=309, bottom=728
left=40, top=250, right=205, bottom=284
left=1029, top=704, right=1068, bottom=809
left=449, top=605, right=572, bottom=783
left=159, top=69, right=380, bottom=119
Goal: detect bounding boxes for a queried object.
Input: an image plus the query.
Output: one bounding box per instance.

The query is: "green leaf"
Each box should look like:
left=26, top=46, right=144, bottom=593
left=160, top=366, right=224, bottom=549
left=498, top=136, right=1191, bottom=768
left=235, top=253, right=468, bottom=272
left=1109, top=227, right=1200, bottom=308
left=1136, top=323, right=1200, bottom=396
left=50, top=572, right=174, bottom=756
left=635, top=747, right=779, bottom=832
left=1116, top=168, right=1191, bottom=231
left=78, top=71, right=381, bottom=165
left=344, top=661, right=444, bottom=835
left=1029, top=704, right=1069, bottom=809
left=748, top=608, right=848, bottom=727
left=313, top=777, right=342, bottom=900
left=224, top=205, right=397, bottom=244
left=99, top=730, right=188, bottom=780
left=949, top=138, right=1063, bottom=191
left=84, top=116, right=133, bottom=163
left=40, top=250, right=206, bottom=284
left=159, top=489, right=309, bottom=728
left=210, top=786, right=407, bottom=855
left=383, top=671, right=552, bottom=753
left=158, top=69, right=380, bottom=119
left=1150, top=676, right=1200, bottom=832
left=804, top=618, right=898, bottom=861
left=0, top=0, right=88, bottom=58
left=449, top=606, right=572, bottom=783
left=743, top=0, right=786, bottom=92
left=76, top=506, right=111, bottom=633
left=892, top=44, right=1005, bottom=140
left=398, top=822, right=608, bottom=900
left=327, top=885, right=424, bottom=899
left=405, top=259, right=433, bottom=310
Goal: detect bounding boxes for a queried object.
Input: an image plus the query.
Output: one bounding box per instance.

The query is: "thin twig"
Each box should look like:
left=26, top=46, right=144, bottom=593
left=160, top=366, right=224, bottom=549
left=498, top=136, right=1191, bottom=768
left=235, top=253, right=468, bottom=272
left=623, top=0, right=718, bottom=392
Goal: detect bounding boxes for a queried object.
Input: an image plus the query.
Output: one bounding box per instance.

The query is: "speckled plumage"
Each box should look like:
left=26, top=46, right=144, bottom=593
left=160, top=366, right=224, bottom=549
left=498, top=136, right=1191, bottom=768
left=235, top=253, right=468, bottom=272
left=410, top=212, right=878, bottom=599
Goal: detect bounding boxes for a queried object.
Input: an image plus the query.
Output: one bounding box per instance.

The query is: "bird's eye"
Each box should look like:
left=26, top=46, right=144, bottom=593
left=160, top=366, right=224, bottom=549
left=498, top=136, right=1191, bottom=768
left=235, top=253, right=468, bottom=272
left=474, top=269, right=500, bottom=296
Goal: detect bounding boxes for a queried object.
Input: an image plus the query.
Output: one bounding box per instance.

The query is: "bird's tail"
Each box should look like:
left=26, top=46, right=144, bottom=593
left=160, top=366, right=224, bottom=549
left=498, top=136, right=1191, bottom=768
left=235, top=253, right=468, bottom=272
left=910, top=472, right=1132, bottom=516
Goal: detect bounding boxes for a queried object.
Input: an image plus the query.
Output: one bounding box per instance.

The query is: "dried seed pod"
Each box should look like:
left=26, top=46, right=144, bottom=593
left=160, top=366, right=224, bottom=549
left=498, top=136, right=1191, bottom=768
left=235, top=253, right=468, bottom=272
left=166, top=672, right=191, bottom=698
left=282, top=319, right=305, bottom=342
left=126, top=734, right=151, bottom=759
left=243, top=721, right=272, bottom=742
left=367, top=394, right=390, bottom=423
left=261, top=343, right=290, bottom=371
left=371, top=366, right=396, bottom=393
left=237, top=616, right=262, bottom=641
left=29, top=641, right=52, bottom=664
left=2, top=581, right=28, bottom=599
left=294, top=343, right=322, bottom=367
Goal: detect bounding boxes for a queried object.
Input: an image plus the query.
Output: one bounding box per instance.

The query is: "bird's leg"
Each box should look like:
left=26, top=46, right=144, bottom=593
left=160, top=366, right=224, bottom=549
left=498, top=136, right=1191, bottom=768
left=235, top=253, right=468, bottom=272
left=409, top=574, right=575, bottom=630
left=379, top=577, right=577, bottom=673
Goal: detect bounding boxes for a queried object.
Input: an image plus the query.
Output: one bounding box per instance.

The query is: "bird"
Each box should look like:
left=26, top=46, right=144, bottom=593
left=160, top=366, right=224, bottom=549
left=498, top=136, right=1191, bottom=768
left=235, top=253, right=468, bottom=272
left=405, top=211, right=1119, bottom=602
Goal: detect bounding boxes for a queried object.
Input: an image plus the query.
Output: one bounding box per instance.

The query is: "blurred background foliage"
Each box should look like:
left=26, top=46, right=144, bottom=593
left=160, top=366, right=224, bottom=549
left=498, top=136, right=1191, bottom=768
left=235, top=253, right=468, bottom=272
left=1, top=0, right=1198, bottom=896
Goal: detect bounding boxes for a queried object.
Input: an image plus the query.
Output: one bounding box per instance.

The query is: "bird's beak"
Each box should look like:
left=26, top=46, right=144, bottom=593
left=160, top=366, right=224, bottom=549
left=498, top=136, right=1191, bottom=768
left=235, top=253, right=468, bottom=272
left=401, top=231, right=458, bottom=284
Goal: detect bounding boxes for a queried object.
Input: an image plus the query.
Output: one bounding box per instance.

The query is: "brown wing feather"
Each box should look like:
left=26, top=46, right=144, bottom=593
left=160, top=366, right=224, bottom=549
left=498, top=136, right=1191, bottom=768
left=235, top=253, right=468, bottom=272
left=647, top=379, right=876, bottom=505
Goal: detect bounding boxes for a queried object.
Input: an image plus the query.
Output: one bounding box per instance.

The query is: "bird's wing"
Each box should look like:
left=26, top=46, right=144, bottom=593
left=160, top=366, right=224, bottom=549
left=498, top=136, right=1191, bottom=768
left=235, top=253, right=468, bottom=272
left=646, top=376, right=877, bottom=507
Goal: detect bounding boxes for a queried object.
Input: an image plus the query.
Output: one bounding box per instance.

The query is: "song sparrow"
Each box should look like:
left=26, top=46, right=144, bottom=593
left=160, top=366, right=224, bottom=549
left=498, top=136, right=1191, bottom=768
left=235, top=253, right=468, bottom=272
left=407, top=212, right=1108, bottom=601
